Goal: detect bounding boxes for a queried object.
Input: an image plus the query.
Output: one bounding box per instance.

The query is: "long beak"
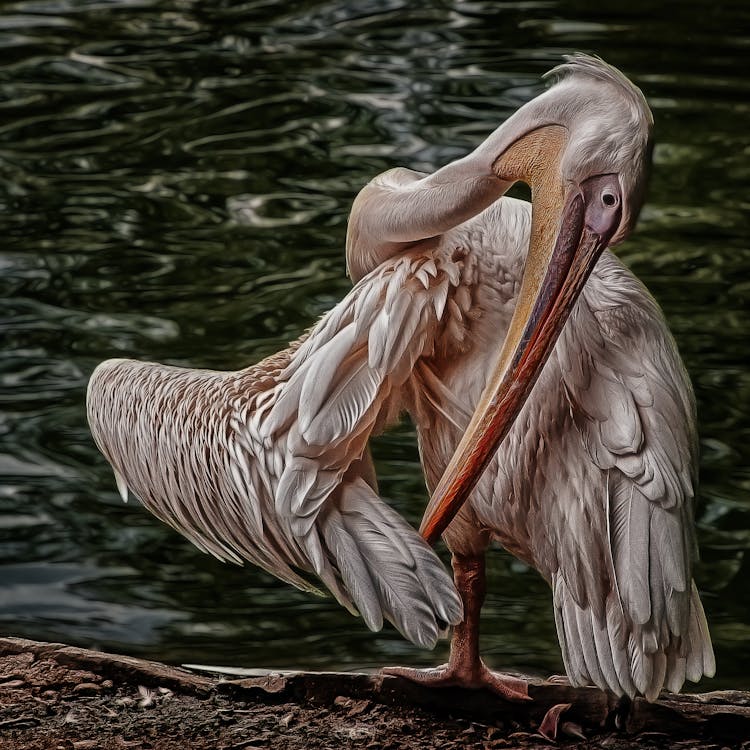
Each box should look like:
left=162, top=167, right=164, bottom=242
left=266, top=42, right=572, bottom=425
left=420, top=184, right=620, bottom=544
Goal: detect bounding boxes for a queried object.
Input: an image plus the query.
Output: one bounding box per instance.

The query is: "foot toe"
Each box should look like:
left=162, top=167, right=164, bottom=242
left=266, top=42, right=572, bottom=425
left=382, top=663, right=530, bottom=702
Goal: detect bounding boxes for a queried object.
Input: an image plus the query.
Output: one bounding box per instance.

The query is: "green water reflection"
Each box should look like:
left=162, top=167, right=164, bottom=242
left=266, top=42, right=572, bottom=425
left=0, top=0, right=748, bottom=689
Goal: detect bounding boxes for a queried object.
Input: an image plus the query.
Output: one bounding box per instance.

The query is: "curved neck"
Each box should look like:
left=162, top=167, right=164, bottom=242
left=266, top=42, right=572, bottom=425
left=344, top=95, right=567, bottom=283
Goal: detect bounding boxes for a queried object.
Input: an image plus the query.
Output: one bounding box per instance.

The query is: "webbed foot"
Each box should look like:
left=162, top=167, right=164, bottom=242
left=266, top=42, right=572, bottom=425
left=383, top=660, right=529, bottom=701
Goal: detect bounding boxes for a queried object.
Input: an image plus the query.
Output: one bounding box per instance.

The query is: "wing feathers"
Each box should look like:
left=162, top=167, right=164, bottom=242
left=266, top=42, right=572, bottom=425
left=546, top=253, right=713, bottom=700
left=555, top=574, right=709, bottom=701
left=322, top=479, right=462, bottom=648
left=114, top=469, right=129, bottom=503
left=298, top=325, right=359, bottom=438
left=88, top=245, right=469, bottom=651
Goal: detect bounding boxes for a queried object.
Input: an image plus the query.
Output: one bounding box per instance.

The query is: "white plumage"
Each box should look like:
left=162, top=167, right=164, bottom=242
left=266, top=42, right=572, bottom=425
left=87, top=54, right=714, bottom=701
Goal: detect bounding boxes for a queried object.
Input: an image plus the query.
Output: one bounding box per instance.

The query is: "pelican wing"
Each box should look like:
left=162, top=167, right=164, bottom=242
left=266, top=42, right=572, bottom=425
left=87, top=350, right=314, bottom=590
left=262, top=245, right=477, bottom=532
left=545, top=252, right=714, bottom=698
left=87, top=248, right=470, bottom=648
left=248, top=247, right=476, bottom=644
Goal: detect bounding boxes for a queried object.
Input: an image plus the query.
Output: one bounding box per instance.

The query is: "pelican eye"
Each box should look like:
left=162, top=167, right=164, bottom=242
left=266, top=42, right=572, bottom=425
left=601, top=191, right=618, bottom=207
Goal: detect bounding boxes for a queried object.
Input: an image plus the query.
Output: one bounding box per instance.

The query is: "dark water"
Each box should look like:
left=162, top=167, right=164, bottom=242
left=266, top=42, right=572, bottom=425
left=1, top=0, right=748, bottom=688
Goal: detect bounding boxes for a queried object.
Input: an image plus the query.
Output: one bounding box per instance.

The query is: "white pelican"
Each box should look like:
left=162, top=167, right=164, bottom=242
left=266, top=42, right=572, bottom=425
left=87, top=54, right=715, bottom=703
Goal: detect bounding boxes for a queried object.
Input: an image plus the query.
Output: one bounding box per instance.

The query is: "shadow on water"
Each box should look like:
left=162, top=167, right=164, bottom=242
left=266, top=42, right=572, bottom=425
left=0, top=0, right=748, bottom=689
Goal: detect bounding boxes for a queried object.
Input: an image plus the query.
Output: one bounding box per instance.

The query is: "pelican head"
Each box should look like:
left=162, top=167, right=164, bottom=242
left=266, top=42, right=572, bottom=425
left=542, top=54, right=653, bottom=244
left=421, top=55, right=654, bottom=542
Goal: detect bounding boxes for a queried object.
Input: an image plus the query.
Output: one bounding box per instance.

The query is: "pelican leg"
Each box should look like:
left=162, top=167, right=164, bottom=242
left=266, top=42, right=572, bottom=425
left=384, top=553, right=530, bottom=701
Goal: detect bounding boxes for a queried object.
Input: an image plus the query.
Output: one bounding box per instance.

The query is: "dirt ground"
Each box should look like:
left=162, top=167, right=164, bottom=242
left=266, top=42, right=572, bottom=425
left=2, top=649, right=538, bottom=750
left=1, top=639, right=748, bottom=750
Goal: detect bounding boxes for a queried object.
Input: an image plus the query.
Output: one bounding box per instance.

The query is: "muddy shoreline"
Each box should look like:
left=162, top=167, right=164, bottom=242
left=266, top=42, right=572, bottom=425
left=1, top=637, right=747, bottom=749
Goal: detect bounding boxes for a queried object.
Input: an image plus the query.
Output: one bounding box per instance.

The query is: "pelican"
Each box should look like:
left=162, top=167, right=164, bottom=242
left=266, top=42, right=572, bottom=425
left=87, top=54, right=715, bottom=703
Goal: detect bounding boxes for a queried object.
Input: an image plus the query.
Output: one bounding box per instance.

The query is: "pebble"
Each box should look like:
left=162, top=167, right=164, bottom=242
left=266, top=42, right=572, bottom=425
left=73, top=682, right=102, bottom=695
left=0, top=679, right=26, bottom=689
left=348, top=699, right=371, bottom=718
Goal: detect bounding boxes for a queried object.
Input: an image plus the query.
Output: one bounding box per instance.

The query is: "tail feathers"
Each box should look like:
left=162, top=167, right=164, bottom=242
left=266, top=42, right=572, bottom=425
left=554, top=575, right=714, bottom=701
left=320, top=477, right=463, bottom=649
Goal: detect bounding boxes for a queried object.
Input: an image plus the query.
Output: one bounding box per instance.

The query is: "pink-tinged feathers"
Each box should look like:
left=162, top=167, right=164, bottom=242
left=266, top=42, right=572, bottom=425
left=88, top=55, right=713, bottom=698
